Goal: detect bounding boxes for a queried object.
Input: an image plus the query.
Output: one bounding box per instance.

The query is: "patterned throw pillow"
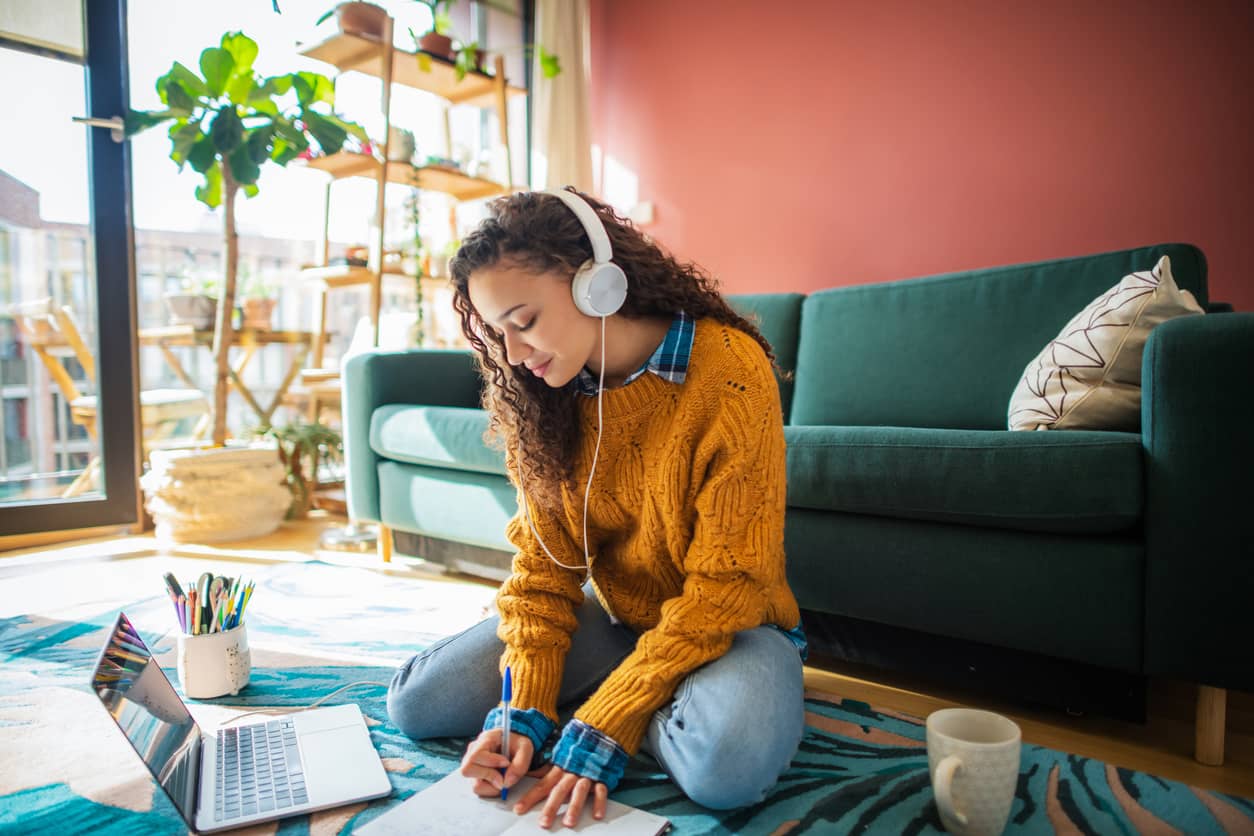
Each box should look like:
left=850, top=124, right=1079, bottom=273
left=1007, top=255, right=1203, bottom=431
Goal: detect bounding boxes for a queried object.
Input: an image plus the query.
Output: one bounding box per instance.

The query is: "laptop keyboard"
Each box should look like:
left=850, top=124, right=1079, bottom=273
left=215, top=719, right=309, bottom=821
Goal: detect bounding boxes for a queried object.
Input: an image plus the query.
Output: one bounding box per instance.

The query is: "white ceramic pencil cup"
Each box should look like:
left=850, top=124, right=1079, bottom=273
left=176, top=623, right=251, bottom=699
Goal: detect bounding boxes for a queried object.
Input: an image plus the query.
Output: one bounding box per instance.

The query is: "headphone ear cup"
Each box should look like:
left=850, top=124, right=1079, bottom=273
left=571, top=260, right=628, bottom=317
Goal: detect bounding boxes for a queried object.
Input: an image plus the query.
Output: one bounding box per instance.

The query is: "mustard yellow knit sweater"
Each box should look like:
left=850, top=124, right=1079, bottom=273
left=495, top=318, right=801, bottom=755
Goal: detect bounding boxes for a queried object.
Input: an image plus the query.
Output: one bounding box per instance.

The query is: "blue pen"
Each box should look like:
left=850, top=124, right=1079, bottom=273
left=500, top=666, right=512, bottom=801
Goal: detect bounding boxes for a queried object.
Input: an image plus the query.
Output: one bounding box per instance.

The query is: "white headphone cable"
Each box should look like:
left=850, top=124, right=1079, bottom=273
left=522, top=316, right=607, bottom=581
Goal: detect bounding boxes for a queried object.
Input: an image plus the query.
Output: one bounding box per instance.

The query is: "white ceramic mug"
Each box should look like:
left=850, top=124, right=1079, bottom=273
left=176, top=624, right=251, bottom=699
left=926, top=708, right=1021, bottom=836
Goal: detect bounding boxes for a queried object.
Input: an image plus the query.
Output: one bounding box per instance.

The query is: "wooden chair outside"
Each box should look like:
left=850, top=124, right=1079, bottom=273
left=8, top=298, right=210, bottom=496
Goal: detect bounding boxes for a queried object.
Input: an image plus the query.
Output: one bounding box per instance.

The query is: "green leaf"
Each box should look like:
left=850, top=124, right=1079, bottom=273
left=163, top=78, right=198, bottom=113
left=292, top=72, right=335, bottom=107
left=454, top=47, right=473, bottom=81
left=187, top=133, right=218, bottom=173
left=254, top=74, right=293, bottom=99
left=220, top=32, right=259, bottom=76
left=195, top=162, right=223, bottom=208
left=246, top=125, right=275, bottom=164
left=271, top=138, right=301, bottom=166
left=273, top=117, right=310, bottom=154
left=209, top=106, right=244, bottom=154
left=157, top=62, right=209, bottom=101
left=228, top=144, right=261, bottom=186
left=539, top=47, right=561, bottom=79
left=248, top=99, right=279, bottom=117
left=125, top=109, right=174, bottom=136
left=226, top=70, right=257, bottom=106
left=199, top=47, right=235, bottom=98
left=416, top=52, right=433, bottom=73
left=168, top=121, right=204, bottom=169
left=301, top=110, right=347, bottom=154
left=243, top=183, right=260, bottom=198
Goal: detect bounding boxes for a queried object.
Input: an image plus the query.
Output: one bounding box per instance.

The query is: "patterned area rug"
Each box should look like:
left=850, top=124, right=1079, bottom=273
left=1, top=554, right=1251, bottom=835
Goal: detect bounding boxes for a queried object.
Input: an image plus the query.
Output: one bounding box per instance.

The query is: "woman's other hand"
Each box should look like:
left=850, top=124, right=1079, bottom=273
left=512, top=764, right=609, bottom=829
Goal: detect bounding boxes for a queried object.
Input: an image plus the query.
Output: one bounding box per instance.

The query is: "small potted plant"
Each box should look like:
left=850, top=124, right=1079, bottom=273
left=238, top=271, right=278, bottom=330
left=405, top=0, right=455, bottom=58
left=166, top=274, right=220, bottom=330
left=253, top=420, right=343, bottom=519
left=316, top=2, right=390, bottom=40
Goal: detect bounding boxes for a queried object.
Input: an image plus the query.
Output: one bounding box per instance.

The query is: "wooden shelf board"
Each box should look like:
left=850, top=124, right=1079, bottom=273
left=302, top=152, right=510, bottom=200
left=299, top=264, right=410, bottom=288
left=299, top=31, right=525, bottom=107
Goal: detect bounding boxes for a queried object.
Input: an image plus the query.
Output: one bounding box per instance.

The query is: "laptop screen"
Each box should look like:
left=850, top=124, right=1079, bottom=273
left=91, top=612, right=201, bottom=826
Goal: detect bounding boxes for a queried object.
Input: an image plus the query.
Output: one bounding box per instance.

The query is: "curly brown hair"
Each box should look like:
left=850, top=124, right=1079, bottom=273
left=450, top=188, right=778, bottom=511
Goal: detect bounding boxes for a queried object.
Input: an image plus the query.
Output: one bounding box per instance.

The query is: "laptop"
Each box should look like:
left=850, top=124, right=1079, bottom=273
left=91, top=611, right=392, bottom=833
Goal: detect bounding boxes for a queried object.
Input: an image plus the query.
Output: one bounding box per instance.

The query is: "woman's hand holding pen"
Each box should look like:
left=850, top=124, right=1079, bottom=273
left=460, top=731, right=608, bottom=828
left=460, top=728, right=535, bottom=799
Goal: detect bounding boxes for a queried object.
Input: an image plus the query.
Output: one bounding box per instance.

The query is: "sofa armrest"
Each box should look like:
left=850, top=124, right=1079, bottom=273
left=343, top=348, right=482, bottom=523
left=1142, top=312, right=1254, bottom=689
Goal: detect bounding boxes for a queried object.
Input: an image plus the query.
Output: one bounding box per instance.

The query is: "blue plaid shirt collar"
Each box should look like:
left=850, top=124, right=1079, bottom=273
left=574, top=311, right=693, bottom=396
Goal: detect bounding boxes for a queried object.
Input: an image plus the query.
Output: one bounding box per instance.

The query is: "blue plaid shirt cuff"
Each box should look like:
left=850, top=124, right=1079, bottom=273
left=483, top=706, right=556, bottom=757
left=550, top=719, right=629, bottom=791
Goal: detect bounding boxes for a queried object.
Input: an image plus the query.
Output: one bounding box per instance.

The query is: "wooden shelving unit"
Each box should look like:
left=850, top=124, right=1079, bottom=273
left=298, top=263, right=410, bottom=289
left=292, top=14, right=523, bottom=421
left=303, top=152, right=509, bottom=201
left=300, top=30, right=526, bottom=107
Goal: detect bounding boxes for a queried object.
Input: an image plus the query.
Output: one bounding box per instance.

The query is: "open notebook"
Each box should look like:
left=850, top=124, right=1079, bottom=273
left=356, top=771, right=670, bottom=835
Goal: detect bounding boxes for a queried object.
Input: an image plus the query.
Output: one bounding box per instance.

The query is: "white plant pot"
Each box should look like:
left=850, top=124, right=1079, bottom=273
left=141, top=446, right=290, bottom=543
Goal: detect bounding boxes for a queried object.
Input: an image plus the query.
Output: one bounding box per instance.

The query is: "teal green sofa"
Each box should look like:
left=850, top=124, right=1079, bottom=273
left=343, top=243, right=1254, bottom=704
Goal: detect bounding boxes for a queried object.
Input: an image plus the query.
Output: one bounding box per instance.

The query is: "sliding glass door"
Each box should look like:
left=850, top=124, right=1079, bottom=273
left=0, top=0, right=141, bottom=533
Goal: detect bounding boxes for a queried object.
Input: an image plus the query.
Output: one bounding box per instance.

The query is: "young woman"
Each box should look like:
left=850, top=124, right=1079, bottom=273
left=386, top=188, right=806, bottom=830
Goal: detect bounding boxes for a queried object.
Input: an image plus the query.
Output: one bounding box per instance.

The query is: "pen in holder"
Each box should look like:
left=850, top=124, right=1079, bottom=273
left=163, top=571, right=255, bottom=699
left=177, top=622, right=251, bottom=698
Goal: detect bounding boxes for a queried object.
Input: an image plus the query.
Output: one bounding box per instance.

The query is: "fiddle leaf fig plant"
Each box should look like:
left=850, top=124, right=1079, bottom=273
left=126, top=31, right=366, bottom=445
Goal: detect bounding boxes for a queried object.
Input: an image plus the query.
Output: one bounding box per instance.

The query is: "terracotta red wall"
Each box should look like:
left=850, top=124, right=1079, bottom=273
left=588, top=0, right=1254, bottom=311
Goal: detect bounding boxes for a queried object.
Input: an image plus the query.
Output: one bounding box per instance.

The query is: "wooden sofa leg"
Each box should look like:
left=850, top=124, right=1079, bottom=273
left=378, top=523, right=393, bottom=563
left=1195, top=685, right=1227, bottom=766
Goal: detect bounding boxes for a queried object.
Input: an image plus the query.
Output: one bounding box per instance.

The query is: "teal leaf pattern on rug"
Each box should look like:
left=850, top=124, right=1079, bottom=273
left=1, top=558, right=1250, bottom=834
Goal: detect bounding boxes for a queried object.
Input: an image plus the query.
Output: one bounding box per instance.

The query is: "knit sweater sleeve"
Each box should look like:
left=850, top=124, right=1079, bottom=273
left=573, top=355, right=788, bottom=753
left=495, top=491, right=587, bottom=724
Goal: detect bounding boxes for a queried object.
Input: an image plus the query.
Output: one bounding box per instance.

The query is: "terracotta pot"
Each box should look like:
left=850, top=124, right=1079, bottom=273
left=418, top=31, right=454, bottom=59
left=241, top=297, right=276, bottom=330
left=335, top=2, right=388, bottom=40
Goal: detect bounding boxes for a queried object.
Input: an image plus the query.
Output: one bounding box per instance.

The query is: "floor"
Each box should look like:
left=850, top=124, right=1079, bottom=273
left=4, top=514, right=1252, bottom=801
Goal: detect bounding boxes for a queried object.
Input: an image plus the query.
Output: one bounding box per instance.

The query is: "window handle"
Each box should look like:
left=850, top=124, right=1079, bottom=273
left=72, top=115, right=125, bottom=143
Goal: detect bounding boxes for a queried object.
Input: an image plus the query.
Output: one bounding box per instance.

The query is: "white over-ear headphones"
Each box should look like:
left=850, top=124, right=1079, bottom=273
left=546, top=189, right=628, bottom=318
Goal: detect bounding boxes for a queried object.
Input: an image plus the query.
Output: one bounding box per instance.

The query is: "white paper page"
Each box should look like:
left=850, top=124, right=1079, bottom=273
left=355, top=771, right=669, bottom=836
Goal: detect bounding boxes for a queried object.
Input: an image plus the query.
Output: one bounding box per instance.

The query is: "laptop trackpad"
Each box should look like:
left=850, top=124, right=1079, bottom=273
left=301, top=726, right=385, bottom=798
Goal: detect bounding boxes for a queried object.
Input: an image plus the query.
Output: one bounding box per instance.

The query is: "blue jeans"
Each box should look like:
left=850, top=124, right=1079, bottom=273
left=387, top=586, right=805, bottom=810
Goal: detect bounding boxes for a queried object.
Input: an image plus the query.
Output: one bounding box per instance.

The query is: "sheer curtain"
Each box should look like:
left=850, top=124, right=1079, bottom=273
left=530, top=0, right=592, bottom=193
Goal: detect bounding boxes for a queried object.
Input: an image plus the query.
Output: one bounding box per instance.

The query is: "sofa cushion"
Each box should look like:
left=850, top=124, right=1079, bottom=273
left=727, top=293, right=803, bottom=422
left=790, top=243, right=1207, bottom=429
left=370, top=405, right=507, bottom=476
left=784, top=426, right=1142, bottom=534
left=378, top=460, right=516, bottom=551
left=1008, top=255, right=1203, bottom=431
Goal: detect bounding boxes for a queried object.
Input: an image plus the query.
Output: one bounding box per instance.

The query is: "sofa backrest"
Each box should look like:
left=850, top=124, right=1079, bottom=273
left=790, top=243, right=1208, bottom=429
left=727, top=293, right=804, bottom=422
